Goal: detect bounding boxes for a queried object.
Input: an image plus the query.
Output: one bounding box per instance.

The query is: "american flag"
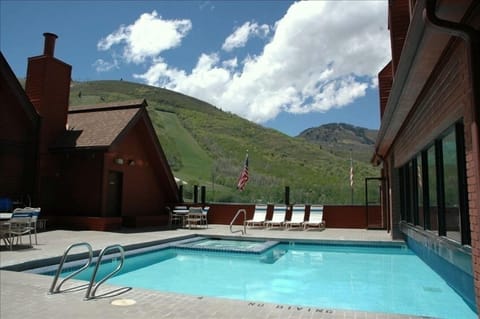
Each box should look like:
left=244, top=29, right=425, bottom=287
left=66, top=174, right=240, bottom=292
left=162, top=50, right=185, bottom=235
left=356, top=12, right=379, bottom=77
left=237, top=153, right=249, bottom=191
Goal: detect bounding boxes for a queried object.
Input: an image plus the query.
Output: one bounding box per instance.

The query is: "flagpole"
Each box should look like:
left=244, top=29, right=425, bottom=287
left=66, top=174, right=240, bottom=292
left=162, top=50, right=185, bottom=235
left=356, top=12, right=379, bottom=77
left=211, top=169, right=215, bottom=202
left=350, top=149, right=354, bottom=205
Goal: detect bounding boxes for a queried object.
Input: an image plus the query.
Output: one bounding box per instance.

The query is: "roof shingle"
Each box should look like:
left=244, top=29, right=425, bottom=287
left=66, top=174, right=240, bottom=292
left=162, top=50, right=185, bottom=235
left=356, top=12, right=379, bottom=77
left=52, top=103, right=143, bottom=149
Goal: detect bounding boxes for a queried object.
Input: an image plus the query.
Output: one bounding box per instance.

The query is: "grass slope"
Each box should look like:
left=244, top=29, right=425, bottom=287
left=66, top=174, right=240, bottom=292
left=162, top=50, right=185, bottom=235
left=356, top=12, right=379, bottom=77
left=69, top=80, right=380, bottom=204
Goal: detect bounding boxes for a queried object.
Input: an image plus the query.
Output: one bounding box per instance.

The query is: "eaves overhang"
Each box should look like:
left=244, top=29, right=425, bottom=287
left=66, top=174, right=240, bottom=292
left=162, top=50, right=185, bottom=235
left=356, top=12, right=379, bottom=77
left=373, top=0, right=471, bottom=166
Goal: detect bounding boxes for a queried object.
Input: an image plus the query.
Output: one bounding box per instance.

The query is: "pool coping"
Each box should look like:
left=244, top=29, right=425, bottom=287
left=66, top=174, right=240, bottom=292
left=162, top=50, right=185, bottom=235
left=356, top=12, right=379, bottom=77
left=173, top=237, right=280, bottom=254
left=0, top=227, right=451, bottom=319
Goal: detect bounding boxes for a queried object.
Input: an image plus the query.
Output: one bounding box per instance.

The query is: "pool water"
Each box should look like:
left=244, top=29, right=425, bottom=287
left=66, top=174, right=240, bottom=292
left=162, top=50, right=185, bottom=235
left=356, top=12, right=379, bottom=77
left=44, top=241, right=477, bottom=318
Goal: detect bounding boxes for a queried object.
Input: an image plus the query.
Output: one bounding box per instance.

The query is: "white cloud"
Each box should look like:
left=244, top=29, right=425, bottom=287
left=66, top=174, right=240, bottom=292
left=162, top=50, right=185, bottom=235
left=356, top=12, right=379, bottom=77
left=93, top=58, right=118, bottom=72
left=222, top=21, right=270, bottom=52
left=97, top=10, right=191, bottom=64
left=102, top=1, right=390, bottom=123
left=222, top=57, right=238, bottom=70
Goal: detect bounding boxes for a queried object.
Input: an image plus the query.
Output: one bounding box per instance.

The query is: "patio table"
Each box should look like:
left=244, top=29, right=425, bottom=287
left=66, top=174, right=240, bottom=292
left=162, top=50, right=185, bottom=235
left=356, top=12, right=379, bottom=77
left=171, top=208, right=189, bottom=227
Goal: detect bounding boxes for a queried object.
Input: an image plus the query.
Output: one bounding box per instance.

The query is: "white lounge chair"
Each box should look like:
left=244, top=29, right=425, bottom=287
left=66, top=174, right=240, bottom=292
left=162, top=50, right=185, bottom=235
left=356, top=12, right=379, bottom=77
left=303, top=205, right=326, bottom=230
left=244, top=204, right=268, bottom=228
left=265, top=204, right=287, bottom=229
left=285, top=205, right=305, bottom=230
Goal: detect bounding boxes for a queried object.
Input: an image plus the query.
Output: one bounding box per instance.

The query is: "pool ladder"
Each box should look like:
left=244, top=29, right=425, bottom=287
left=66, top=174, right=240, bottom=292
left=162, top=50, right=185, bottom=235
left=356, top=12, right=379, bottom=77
left=230, top=209, right=247, bottom=235
left=49, top=242, right=125, bottom=300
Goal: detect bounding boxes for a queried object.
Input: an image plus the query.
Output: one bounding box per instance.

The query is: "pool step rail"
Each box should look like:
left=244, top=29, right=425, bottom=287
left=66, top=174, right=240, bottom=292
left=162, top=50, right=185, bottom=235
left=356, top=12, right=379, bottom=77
left=84, top=244, right=125, bottom=300
left=49, top=242, right=93, bottom=294
left=48, top=242, right=126, bottom=301
left=230, top=208, right=247, bottom=235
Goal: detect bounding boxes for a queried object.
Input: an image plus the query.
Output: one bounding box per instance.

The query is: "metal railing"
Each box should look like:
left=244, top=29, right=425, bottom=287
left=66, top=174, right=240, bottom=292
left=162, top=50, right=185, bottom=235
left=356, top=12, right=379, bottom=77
left=49, top=242, right=93, bottom=294
left=84, top=244, right=125, bottom=300
left=229, top=209, right=247, bottom=235
left=49, top=242, right=126, bottom=301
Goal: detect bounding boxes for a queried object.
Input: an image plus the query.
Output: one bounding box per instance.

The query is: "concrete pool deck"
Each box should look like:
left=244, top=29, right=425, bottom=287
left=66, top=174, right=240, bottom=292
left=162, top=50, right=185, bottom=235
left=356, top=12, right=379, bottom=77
left=0, top=226, right=425, bottom=318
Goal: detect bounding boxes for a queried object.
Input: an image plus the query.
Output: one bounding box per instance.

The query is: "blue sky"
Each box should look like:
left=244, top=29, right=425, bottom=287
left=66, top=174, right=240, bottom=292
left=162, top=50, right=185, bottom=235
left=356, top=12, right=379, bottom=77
left=0, top=0, right=390, bottom=136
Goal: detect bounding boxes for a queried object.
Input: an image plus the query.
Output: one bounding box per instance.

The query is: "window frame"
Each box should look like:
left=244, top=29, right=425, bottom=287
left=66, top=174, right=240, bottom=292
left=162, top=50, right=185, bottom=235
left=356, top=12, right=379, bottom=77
left=397, top=122, right=470, bottom=245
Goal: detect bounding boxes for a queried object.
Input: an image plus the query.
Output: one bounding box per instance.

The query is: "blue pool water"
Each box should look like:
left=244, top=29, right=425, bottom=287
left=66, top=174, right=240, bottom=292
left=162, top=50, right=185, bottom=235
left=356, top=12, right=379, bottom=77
left=40, top=240, right=477, bottom=318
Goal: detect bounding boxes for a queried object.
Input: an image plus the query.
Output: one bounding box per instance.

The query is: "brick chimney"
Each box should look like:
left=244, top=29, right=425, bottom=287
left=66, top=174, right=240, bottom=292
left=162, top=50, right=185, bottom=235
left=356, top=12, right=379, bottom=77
left=25, top=33, right=72, bottom=151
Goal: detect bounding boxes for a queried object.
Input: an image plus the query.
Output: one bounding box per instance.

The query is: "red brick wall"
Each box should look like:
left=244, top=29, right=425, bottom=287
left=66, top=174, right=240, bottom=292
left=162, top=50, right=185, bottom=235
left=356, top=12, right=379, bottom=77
left=105, top=114, right=175, bottom=219
left=394, top=41, right=469, bottom=167
left=25, top=55, right=71, bottom=153
left=467, top=125, right=480, bottom=310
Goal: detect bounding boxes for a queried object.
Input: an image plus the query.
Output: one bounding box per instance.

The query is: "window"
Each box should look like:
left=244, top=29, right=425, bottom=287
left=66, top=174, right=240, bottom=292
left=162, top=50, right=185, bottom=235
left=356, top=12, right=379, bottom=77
left=409, top=160, right=418, bottom=225
left=442, top=131, right=461, bottom=241
left=417, top=154, right=424, bottom=228
left=399, top=166, right=407, bottom=221
left=398, top=122, right=470, bottom=245
left=404, top=163, right=413, bottom=223
left=427, top=145, right=438, bottom=232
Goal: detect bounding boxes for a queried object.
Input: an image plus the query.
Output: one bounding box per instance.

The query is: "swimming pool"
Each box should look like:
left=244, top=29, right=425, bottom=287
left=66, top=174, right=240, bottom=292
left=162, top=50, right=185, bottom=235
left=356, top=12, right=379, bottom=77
left=33, top=237, right=477, bottom=318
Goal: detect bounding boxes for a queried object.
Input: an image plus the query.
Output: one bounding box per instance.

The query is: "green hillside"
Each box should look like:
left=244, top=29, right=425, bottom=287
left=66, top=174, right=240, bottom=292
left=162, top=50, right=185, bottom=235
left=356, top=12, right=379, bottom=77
left=69, top=80, right=380, bottom=204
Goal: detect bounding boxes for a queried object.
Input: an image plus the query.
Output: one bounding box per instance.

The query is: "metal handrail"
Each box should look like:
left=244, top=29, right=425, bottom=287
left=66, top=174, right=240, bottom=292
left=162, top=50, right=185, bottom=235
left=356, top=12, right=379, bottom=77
left=230, top=209, right=247, bottom=235
left=49, top=242, right=93, bottom=294
left=84, top=244, right=125, bottom=300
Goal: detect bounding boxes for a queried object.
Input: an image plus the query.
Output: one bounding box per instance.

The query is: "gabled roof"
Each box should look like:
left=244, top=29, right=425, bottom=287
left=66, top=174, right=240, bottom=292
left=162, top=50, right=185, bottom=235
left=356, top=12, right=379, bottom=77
left=51, top=99, right=147, bottom=150
left=0, top=52, right=40, bottom=127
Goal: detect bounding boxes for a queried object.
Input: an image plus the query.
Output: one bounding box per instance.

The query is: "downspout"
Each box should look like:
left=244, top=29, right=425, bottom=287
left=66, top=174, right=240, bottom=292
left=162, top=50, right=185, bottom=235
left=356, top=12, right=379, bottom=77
left=424, top=0, right=480, bottom=308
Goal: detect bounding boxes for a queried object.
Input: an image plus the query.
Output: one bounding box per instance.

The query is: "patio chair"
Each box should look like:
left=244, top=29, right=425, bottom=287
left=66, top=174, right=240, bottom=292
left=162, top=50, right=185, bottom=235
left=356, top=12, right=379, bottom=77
left=285, top=204, right=306, bottom=230
left=244, top=204, right=268, bottom=228
left=4, top=209, right=34, bottom=250
left=186, top=207, right=204, bottom=229
left=303, top=205, right=326, bottom=231
left=201, top=206, right=210, bottom=228
left=26, top=207, right=41, bottom=244
left=0, top=222, right=12, bottom=248
left=265, top=204, right=287, bottom=229
left=9, top=207, right=42, bottom=244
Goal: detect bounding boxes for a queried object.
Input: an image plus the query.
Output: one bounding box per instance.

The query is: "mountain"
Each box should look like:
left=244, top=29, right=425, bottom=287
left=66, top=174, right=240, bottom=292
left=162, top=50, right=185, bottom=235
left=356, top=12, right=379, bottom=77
left=297, top=123, right=378, bottom=162
left=68, top=80, right=380, bottom=204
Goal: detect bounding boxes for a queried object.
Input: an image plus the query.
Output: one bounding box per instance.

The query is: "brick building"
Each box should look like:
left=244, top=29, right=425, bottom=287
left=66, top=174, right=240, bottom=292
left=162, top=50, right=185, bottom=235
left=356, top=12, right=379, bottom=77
left=374, top=0, right=479, bottom=312
left=0, top=33, right=179, bottom=230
